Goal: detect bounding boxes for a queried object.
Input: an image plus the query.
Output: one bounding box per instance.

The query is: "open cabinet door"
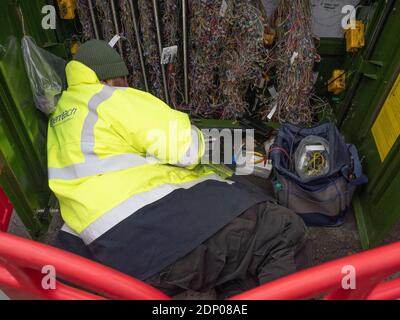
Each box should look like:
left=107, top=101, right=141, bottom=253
left=338, top=0, right=400, bottom=248
left=0, top=0, right=61, bottom=238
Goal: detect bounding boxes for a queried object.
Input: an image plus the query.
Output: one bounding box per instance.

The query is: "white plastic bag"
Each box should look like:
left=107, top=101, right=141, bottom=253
left=21, top=36, right=66, bottom=115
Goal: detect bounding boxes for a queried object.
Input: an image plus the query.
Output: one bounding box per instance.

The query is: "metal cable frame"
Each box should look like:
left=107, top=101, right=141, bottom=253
left=152, top=0, right=170, bottom=105
left=128, top=0, right=149, bottom=91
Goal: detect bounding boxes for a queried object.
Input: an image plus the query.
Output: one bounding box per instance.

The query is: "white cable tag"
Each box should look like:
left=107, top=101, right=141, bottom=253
left=267, top=86, right=278, bottom=120
left=267, top=103, right=278, bottom=120
left=108, top=34, right=121, bottom=48
left=161, top=45, right=178, bottom=64
left=268, top=86, right=277, bottom=98
left=290, top=51, right=299, bottom=65
left=313, top=72, right=319, bottom=84
left=220, top=0, right=228, bottom=17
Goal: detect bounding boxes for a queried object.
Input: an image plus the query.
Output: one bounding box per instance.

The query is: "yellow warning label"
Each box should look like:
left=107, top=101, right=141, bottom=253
left=372, top=73, right=400, bottom=162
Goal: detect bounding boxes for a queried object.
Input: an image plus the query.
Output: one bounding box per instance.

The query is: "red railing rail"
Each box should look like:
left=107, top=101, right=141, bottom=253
left=0, top=188, right=13, bottom=232
left=230, top=241, right=400, bottom=300
left=0, top=232, right=171, bottom=300
left=0, top=218, right=399, bottom=299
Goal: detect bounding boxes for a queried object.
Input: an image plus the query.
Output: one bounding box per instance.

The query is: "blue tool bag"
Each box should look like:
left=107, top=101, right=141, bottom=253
left=271, top=123, right=368, bottom=226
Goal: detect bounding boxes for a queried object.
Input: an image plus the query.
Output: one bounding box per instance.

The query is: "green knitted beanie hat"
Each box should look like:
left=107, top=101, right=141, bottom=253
left=73, top=40, right=129, bottom=81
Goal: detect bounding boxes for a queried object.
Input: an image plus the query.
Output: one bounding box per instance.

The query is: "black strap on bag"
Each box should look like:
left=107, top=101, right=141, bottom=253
left=342, top=144, right=368, bottom=186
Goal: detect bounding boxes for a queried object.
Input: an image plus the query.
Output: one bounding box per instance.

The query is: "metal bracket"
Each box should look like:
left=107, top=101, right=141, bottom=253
left=358, top=59, right=384, bottom=80
left=35, top=208, right=60, bottom=224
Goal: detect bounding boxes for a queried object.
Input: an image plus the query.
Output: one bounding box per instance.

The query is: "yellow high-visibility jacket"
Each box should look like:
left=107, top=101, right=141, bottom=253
left=47, top=61, right=221, bottom=244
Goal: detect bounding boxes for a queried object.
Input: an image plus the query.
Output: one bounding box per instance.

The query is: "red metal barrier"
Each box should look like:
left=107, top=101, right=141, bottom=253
left=230, top=241, right=400, bottom=300
left=0, top=230, right=399, bottom=300
left=0, top=232, right=171, bottom=300
left=0, top=188, right=13, bottom=232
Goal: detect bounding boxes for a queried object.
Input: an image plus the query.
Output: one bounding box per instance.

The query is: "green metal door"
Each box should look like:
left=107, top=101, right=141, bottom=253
left=339, top=0, right=400, bottom=248
left=0, top=0, right=62, bottom=238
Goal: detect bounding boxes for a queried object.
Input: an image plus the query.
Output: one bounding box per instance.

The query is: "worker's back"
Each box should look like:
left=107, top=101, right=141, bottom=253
left=47, top=60, right=219, bottom=243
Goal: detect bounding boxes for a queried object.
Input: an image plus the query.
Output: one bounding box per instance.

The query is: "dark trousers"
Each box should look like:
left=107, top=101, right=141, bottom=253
left=145, top=201, right=308, bottom=298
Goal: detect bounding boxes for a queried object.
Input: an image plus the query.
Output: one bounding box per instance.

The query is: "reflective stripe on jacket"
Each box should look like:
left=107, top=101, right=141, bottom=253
left=48, top=61, right=222, bottom=244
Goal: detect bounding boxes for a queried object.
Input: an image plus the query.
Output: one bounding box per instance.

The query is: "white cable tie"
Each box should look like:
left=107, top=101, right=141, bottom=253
left=290, top=51, right=299, bottom=65
left=268, top=86, right=277, bottom=98
left=108, top=34, right=121, bottom=48
left=220, top=0, right=228, bottom=17
left=267, top=103, right=278, bottom=120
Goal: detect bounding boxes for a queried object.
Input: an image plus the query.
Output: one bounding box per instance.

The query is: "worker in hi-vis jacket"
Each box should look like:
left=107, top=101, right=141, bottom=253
left=49, top=40, right=308, bottom=298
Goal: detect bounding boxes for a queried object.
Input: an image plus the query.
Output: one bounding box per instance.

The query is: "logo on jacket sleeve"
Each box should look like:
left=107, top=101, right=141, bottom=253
left=50, top=107, right=77, bottom=127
